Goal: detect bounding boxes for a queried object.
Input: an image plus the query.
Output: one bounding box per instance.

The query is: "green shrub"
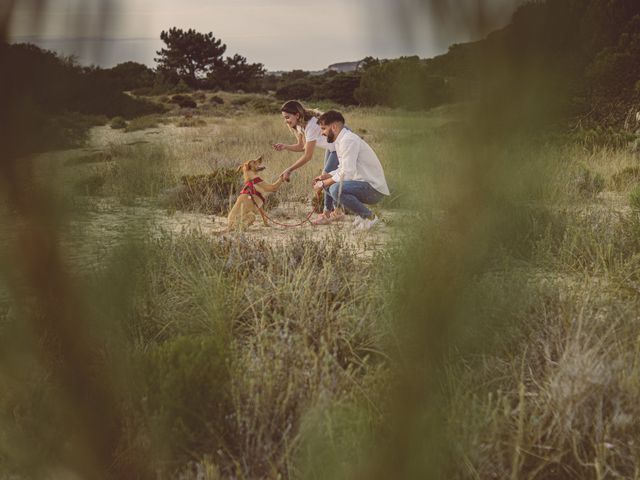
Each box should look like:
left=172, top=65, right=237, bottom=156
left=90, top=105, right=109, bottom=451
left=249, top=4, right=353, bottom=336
left=574, top=164, right=605, bottom=198
left=173, top=170, right=240, bottom=214
left=171, top=79, right=192, bottom=94
left=130, top=335, right=230, bottom=466
left=73, top=171, right=106, bottom=195
left=611, top=166, right=640, bottom=190
left=569, top=127, right=636, bottom=149
left=230, top=95, right=254, bottom=106
left=64, top=151, right=112, bottom=167
left=176, top=117, right=207, bottom=127
left=275, top=81, right=315, bottom=101
left=249, top=97, right=279, bottom=114
left=170, top=95, right=197, bottom=109
left=110, top=116, right=127, bottom=129
left=630, top=185, right=640, bottom=210
left=124, top=115, right=160, bottom=132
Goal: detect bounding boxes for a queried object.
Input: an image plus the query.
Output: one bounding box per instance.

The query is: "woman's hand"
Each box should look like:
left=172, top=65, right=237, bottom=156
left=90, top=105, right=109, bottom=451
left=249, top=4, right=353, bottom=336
left=279, top=168, right=292, bottom=182
left=272, top=143, right=286, bottom=152
left=313, top=180, right=324, bottom=193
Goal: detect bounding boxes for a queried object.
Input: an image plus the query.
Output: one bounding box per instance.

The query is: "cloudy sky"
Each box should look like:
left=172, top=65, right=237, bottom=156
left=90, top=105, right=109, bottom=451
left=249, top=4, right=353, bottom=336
left=8, top=0, right=520, bottom=71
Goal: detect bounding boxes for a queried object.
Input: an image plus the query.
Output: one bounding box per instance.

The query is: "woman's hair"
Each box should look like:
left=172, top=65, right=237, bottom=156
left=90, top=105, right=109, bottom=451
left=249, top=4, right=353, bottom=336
left=280, top=100, right=322, bottom=138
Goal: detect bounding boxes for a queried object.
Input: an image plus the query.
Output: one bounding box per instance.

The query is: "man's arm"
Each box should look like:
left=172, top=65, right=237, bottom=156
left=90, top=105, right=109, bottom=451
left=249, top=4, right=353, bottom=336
left=329, top=136, right=359, bottom=184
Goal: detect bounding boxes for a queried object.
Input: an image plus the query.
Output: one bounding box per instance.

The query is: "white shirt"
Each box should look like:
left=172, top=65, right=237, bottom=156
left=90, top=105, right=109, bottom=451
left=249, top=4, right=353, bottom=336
left=328, top=128, right=390, bottom=195
left=297, top=116, right=336, bottom=152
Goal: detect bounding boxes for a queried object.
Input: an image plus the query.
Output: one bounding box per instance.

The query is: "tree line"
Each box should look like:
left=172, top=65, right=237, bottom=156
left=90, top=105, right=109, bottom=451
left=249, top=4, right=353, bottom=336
left=2, top=0, right=639, bottom=144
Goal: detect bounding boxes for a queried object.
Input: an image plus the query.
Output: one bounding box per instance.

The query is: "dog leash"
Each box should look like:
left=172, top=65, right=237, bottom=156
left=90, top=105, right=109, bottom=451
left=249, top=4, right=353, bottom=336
left=246, top=184, right=321, bottom=228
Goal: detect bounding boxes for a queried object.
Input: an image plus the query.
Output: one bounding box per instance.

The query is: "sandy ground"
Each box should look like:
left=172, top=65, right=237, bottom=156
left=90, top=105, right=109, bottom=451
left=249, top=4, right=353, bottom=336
left=54, top=197, right=405, bottom=271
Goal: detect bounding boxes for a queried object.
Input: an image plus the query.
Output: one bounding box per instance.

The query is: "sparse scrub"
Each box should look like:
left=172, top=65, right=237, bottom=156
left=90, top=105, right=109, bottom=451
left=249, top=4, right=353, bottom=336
left=573, top=164, right=605, bottom=198
left=110, top=116, right=127, bottom=129
left=9, top=100, right=640, bottom=480
left=170, top=94, right=197, bottom=109
left=115, top=232, right=388, bottom=476
left=124, top=115, right=160, bottom=132
left=612, top=166, right=640, bottom=190
left=176, top=117, right=207, bottom=128
left=69, top=144, right=176, bottom=200
left=629, top=185, right=640, bottom=210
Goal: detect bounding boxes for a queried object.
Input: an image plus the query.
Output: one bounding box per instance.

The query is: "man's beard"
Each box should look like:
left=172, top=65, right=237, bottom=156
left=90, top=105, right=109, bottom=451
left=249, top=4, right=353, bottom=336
left=326, top=130, right=335, bottom=143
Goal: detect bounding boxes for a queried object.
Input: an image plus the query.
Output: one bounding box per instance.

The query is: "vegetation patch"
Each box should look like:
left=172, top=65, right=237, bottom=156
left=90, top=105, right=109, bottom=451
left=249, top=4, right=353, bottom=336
left=573, top=164, right=605, bottom=198
left=110, top=116, right=127, bottom=129
left=124, top=115, right=160, bottom=132
left=611, top=166, right=640, bottom=190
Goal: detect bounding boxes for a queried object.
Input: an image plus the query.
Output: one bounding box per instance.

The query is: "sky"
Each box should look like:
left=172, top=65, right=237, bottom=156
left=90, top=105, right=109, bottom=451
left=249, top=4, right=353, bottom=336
left=7, top=0, right=521, bottom=71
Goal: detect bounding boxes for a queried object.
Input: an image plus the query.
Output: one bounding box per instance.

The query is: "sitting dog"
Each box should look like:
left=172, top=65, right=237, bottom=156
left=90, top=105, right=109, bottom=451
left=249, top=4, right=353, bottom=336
left=227, top=156, right=283, bottom=229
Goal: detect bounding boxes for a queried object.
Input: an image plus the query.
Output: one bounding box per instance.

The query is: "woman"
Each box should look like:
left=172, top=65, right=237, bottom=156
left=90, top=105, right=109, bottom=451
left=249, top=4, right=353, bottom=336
left=272, top=100, right=344, bottom=224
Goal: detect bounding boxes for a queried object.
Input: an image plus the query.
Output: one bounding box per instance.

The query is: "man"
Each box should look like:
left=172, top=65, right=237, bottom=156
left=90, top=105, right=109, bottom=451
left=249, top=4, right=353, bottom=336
left=312, top=110, right=389, bottom=230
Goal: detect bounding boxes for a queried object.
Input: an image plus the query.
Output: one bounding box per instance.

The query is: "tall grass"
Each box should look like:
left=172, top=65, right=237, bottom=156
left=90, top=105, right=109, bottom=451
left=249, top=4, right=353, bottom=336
left=4, top=90, right=640, bottom=479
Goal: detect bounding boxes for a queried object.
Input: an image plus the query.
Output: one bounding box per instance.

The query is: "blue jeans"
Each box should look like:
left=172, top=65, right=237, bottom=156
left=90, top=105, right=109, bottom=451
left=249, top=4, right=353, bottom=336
left=322, top=125, right=349, bottom=212
left=327, top=181, right=383, bottom=218
left=323, top=150, right=339, bottom=211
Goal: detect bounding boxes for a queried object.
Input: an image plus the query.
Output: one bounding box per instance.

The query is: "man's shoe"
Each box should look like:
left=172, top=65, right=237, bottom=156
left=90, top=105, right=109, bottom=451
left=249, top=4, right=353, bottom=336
left=312, top=214, right=333, bottom=226
left=330, top=210, right=346, bottom=222
left=352, top=216, right=365, bottom=228
left=356, top=215, right=380, bottom=230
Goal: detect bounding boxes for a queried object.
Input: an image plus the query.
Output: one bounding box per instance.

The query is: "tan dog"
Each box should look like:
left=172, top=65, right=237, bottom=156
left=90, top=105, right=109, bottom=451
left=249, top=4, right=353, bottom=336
left=227, top=156, right=283, bottom=229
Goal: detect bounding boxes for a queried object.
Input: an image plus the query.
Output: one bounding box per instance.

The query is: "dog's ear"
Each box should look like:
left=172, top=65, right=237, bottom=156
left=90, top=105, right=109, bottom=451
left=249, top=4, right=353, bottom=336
left=236, top=164, right=244, bottom=173
left=255, top=155, right=263, bottom=163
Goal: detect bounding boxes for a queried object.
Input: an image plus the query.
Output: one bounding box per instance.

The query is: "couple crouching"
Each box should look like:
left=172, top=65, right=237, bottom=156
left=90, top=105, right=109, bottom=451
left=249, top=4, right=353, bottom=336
left=274, top=104, right=389, bottom=231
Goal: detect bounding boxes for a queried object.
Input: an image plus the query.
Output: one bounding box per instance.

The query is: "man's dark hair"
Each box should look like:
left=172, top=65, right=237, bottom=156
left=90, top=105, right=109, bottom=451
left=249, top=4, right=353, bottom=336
left=318, top=110, right=345, bottom=125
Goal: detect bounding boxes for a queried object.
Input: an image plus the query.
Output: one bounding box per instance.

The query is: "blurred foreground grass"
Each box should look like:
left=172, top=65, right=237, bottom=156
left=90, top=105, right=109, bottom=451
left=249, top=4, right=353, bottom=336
left=2, top=97, right=640, bottom=479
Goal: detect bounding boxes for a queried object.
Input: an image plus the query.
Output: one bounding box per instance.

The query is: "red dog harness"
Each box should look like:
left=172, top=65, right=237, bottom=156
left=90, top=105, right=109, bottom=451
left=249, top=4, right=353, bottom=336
left=240, top=177, right=265, bottom=204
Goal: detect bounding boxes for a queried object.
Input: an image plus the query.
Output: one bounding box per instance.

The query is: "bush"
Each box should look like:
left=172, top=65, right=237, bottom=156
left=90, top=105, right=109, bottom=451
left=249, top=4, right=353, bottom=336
left=124, top=115, right=159, bottom=132
left=249, top=97, right=279, bottom=114
left=630, top=185, right=640, bottom=210
left=355, top=56, right=449, bottom=109
left=162, top=169, right=281, bottom=214
left=275, top=81, right=315, bottom=101
left=209, top=95, right=224, bottom=105
left=73, top=171, right=106, bottom=195
left=130, top=335, right=230, bottom=466
left=39, top=112, right=107, bottom=150
left=612, top=166, right=640, bottom=190
left=230, top=95, right=254, bottom=106
left=170, top=95, right=197, bottom=109
left=574, top=164, right=605, bottom=198
left=176, top=117, right=207, bottom=127
left=171, top=79, right=192, bottom=94
left=110, top=116, right=127, bottom=129
left=315, top=74, right=361, bottom=105
left=172, top=170, right=240, bottom=214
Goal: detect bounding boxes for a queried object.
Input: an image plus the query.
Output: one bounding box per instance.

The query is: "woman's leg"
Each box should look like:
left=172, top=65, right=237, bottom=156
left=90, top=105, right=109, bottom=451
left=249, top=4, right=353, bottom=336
left=323, top=150, right=339, bottom=212
left=327, top=181, right=383, bottom=219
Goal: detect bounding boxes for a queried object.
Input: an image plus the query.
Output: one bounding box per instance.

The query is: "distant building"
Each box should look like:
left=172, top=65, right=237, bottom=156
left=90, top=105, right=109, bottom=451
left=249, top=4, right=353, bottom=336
left=327, top=60, right=362, bottom=73
left=266, top=59, right=365, bottom=77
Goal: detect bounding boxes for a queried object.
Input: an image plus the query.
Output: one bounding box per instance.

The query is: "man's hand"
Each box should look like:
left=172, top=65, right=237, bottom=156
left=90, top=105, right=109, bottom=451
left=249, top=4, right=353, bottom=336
left=272, top=143, right=286, bottom=152
left=312, top=173, right=331, bottom=185
left=313, top=180, right=324, bottom=193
